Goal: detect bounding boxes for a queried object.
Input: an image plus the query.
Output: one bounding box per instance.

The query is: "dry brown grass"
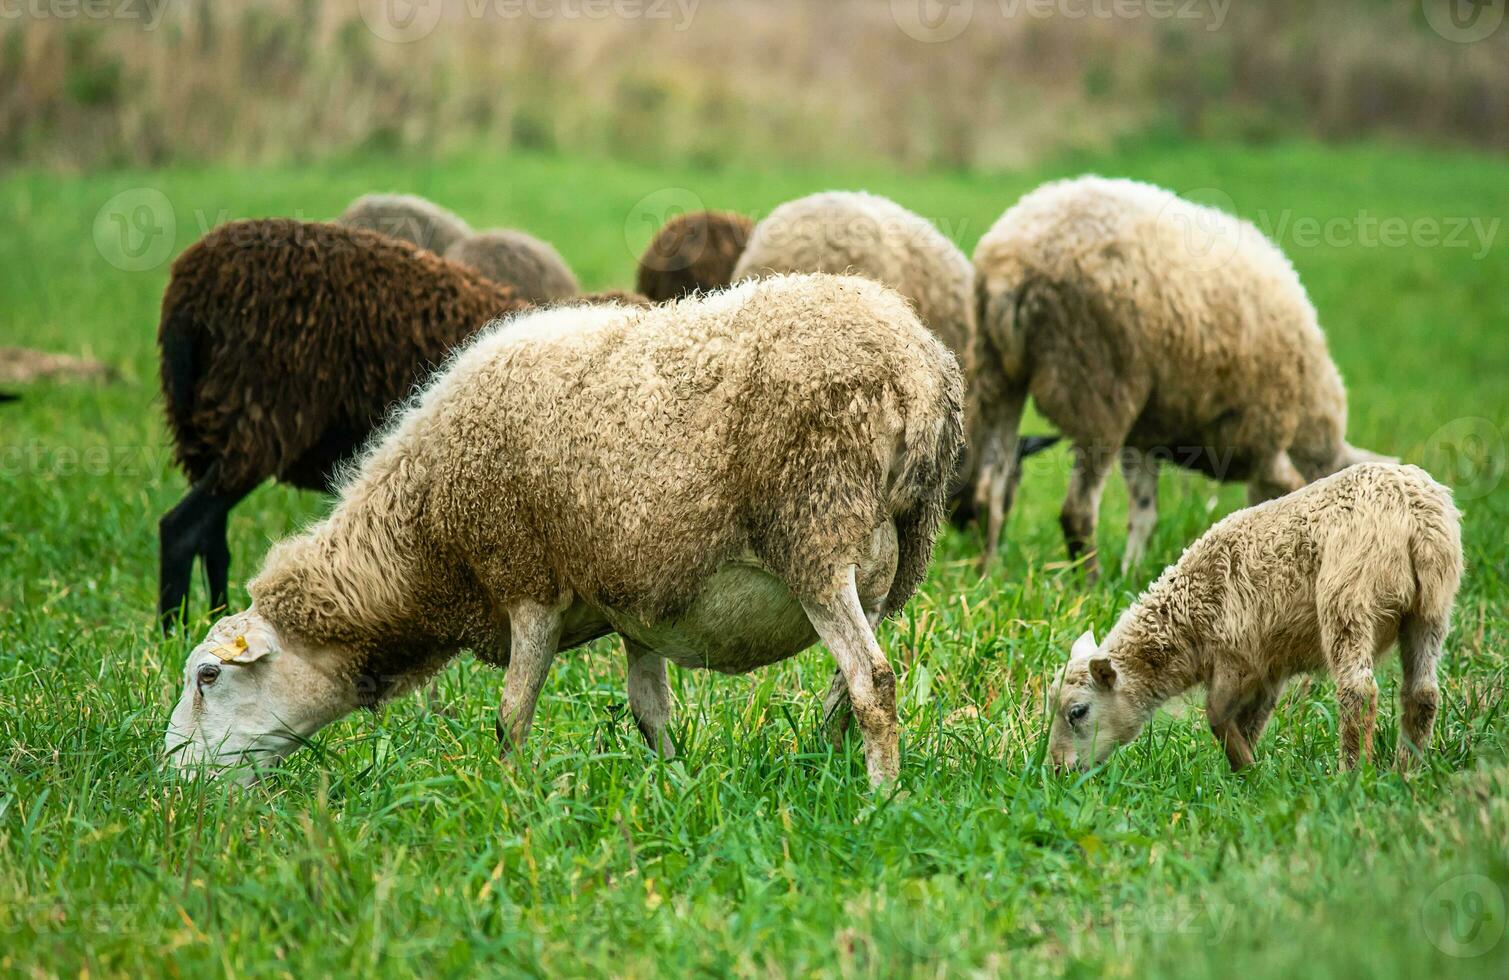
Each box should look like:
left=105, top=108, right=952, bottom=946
left=2, top=0, right=1505, bottom=171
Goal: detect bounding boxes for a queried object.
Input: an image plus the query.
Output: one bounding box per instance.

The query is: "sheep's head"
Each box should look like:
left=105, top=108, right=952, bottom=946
left=1047, top=631, right=1145, bottom=770
left=165, top=608, right=358, bottom=783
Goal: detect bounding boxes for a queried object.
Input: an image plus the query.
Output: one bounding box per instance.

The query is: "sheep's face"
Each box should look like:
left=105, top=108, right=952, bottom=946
left=165, top=609, right=357, bottom=783
left=1047, top=631, right=1143, bottom=770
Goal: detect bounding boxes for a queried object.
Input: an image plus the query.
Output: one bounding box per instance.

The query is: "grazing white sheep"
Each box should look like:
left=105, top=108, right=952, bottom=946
left=165, top=274, right=964, bottom=786
left=1048, top=463, right=1462, bottom=772
left=337, top=193, right=472, bottom=255
left=972, top=176, right=1392, bottom=576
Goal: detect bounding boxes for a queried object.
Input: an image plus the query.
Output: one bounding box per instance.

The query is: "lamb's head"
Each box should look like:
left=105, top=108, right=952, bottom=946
left=1047, top=631, right=1145, bottom=770
left=165, top=608, right=359, bottom=782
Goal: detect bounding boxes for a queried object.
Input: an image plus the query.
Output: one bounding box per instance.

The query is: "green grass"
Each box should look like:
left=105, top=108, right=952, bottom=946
left=1, top=141, right=1506, bottom=977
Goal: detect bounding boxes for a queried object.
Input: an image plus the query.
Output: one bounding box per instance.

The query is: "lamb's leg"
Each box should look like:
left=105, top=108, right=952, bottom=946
left=801, top=567, right=898, bottom=785
left=1060, top=442, right=1116, bottom=581
left=1247, top=450, right=1306, bottom=506
left=1323, top=621, right=1379, bottom=770
left=1395, top=614, right=1445, bottom=771
left=625, top=638, right=675, bottom=759
left=495, top=599, right=563, bottom=756
left=1235, top=682, right=1281, bottom=750
left=1206, top=669, right=1258, bottom=771
left=1119, top=449, right=1159, bottom=574
left=973, top=383, right=1027, bottom=571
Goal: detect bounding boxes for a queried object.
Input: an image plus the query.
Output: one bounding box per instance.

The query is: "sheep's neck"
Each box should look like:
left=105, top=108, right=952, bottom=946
left=1108, top=588, right=1214, bottom=716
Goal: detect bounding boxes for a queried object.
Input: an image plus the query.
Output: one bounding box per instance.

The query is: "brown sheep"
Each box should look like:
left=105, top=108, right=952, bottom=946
left=165, top=274, right=965, bottom=786
left=636, top=210, right=753, bottom=301
left=156, top=218, right=527, bottom=629
left=1048, top=463, right=1462, bottom=772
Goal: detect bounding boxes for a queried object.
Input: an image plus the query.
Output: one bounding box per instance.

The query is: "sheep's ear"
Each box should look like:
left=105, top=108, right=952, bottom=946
left=1090, top=657, right=1118, bottom=690
left=1071, top=630, right=1098, bottom=660
left=205, top=632, right=276, bottom=665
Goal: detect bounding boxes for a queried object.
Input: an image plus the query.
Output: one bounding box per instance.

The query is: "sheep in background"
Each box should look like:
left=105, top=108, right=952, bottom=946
left=445, top=229, right=581, bottom=303
left=732, top=190, right=1053, bottom=523
left=164, top=274, right=964, bottom=787
left=157, top=218, right=527, bottom=629
left=973, top=176, right=1393, bottom=577
left=1048, top=463, right=1461, bottom=772
left=637, top=210, right=752, bottom=301
left=337, top=193, right=472, bottom=255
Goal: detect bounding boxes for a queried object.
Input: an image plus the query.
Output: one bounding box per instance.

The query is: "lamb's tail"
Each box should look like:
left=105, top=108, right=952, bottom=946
left=887, top=394, right=967, bottom=616
left=1408, top=480, right=1464, bottom=625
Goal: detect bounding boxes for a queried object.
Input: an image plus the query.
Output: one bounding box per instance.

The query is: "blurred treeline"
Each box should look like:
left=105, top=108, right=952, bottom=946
left=2, top=0, right=1505, bottom=172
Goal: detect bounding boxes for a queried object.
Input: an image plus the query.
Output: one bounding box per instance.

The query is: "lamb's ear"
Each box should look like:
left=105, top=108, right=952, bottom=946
left=1071, top=630, right=1098, bottom=660
left=1089, top=656, right=1118, bottom=690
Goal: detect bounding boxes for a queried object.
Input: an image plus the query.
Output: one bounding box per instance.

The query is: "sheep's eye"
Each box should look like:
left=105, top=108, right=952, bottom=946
left=1067, top=703, right=1090, bottom=725
left=196, top=663, right=222, bottom=688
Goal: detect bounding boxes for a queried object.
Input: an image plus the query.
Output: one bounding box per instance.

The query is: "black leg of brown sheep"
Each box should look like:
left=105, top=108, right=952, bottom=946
left=158, top=471, right=252, bottom=631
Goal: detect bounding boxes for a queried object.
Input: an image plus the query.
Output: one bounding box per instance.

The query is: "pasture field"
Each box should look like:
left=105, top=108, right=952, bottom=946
left=0, top=141, right=1506, bottom=977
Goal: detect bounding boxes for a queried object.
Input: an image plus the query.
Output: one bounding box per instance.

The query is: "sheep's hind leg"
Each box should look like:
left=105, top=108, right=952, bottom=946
left=818, top=604, right=884, bottom=750
left=495, top=598, right=564, bottom=757
left=1395, top=614, right=1446, bottom=771
left=801, top=568, right=898, bottom=785
left=625, top=638, right=675, bottom=759
left=1060, top=442, right=1116, bottom=582
left=1119, top=449, right=1159, bottom=574
left=973, top=382, right=1027, bottom=572
left=1322, top=620, right=1379, bottom=770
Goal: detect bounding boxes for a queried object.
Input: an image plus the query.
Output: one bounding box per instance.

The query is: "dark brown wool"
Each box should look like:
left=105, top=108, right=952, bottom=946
left=636, top=210, right=753, bottom=302
left=156, top=218, right=528, bottom=625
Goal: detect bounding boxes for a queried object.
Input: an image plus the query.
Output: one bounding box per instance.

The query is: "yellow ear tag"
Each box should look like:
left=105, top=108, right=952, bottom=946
left=210, top=634, right=249, bottom=662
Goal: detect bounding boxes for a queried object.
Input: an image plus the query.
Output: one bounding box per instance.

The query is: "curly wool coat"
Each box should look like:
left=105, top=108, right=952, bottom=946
left=971, top=176, right=1385, bottom=572
left=1050, top=463, right=1462, bottom=770
left=636, top=210, right=753, bottom=302
left=159, top=219, right=527, bottom=498
left=249, top=274, right=965, bottom=692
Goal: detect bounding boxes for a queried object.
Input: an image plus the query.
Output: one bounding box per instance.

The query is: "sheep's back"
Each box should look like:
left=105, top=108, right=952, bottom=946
left=415, top=274, right=960, bottom=618
left=158, top=219, right=522, bottom=492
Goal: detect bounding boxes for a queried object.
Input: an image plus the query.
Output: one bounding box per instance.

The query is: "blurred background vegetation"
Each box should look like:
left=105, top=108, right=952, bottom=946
left=4, top=0, right=1506, bottom=173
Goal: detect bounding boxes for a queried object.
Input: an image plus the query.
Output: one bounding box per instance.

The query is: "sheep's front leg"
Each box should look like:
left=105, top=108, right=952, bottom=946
left=801, top=568, right=898, bottom=785
left=1061, top=443, right=1116, bottom=581
left=1206, top=672, right=1258, bottom=772
left=495, top=598, right=563, bottom=756
left=1120, top=449, right=1159, bottom=573
left=625, top=638, right=675, bottom=759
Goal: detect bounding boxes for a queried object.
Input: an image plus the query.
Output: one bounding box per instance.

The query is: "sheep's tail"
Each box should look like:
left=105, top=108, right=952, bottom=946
left=1407, top=476, right=1464, bottom=626
left=886, top=394, right=966, bottom=616
left=158, top=292, right=204, bottom=476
